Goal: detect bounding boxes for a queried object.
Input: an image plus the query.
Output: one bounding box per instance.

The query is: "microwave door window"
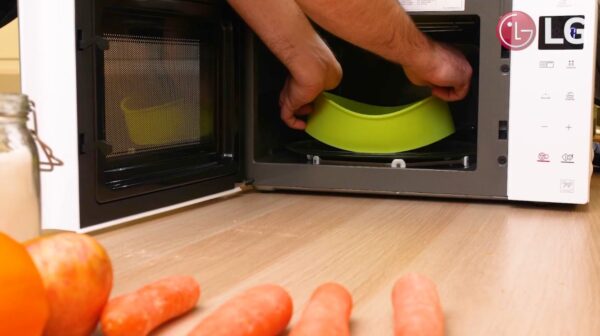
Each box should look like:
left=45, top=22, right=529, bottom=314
left=103, top=35, right=216, bottom=157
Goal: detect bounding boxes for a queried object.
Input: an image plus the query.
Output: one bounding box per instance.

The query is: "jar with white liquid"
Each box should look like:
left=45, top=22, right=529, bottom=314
left=0, top=93, right=41, bottom=241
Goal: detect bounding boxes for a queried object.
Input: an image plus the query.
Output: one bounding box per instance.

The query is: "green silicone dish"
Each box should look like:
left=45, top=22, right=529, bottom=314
left=306, top=93, right=455, bottom=154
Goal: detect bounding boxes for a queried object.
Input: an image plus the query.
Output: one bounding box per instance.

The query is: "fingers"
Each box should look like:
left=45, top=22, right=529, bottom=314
left=431, top=79, right=470, bottom=102
left=406, top=40, right=473, bottom=101
left=279, top=79, right=304, bottom=130
left=430, top=54, right=472, bottom=102
left=295, top=104, right=314, bottom=116
left=279, top=94, right=307, bottom=130
left=279, top=79, right=300, bottom=129
left=454, top=80, right=471, bottom=100
left=279, top=76, right=323, bottom=130
left=431, top=74, right=471, bottom=102
left=432, top=87, right=458, bottom=102
left=279, top=103, right=312, bottom=130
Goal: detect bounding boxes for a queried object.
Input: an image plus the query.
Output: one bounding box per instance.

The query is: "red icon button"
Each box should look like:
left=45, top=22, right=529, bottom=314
left=497, top=11, right=537, bottom=51
left=537, top=152, right=550, bottom=162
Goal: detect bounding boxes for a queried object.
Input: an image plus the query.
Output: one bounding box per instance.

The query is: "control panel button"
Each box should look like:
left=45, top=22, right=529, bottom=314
left=566, top=92, right=575, bottom=101
left=561, top=153, right=575, bottom=163
left=560, top=179, right=575, bottom=193
left=537, top=152, right=551, bottom=162
left=539, top=60, right=555, bottom=68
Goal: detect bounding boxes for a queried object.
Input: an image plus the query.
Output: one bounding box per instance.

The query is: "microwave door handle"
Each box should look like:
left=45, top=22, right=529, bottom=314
left=219, top=21, right=236, bottom=158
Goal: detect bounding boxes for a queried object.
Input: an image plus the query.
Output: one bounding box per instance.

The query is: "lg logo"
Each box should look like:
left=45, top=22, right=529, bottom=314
left=497, top=12, right=585, bottom=51
left=539, top=16, right=585, bottom=50
left=497, top=11, right=537, bottom=51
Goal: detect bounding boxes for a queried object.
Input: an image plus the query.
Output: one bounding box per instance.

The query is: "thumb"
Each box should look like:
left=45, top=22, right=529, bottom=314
left=431, top=84, right=470, bottom=102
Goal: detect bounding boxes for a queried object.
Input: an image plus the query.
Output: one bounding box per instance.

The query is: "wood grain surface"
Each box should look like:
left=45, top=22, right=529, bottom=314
left=94, top=177, right=600, bottom=336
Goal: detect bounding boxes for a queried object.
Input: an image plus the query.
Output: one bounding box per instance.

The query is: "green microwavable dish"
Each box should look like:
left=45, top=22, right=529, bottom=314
left=306, top=93, right=455, bottom=154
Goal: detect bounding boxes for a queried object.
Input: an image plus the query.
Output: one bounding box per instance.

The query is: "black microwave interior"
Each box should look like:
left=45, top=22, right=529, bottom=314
left=252, top=16, right=480, bottom=171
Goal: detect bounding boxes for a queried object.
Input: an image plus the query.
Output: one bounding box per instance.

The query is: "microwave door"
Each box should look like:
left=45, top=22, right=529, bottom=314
left=75, top=0, right=242, bottom=228
left=21, top=0, right=241, bottom=231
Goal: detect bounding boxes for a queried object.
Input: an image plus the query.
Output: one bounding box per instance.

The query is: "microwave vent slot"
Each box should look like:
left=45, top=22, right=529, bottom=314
left=416, top=21, right=477, bottom=33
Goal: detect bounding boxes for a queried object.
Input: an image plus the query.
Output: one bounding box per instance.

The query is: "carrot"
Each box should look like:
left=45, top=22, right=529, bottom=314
left=392, top=273, right=445, bottom=336
left=289, top=283, right=353, bottom=336
left=101, top=275, right=201, bottom=336
left=188, top=284, right=293, bottom=336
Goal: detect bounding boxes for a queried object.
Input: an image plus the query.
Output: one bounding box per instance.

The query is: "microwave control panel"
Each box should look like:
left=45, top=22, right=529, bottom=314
left=507, top=0, right=598, bottom=204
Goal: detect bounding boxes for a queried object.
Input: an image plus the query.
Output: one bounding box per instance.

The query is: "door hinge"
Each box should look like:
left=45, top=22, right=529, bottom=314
left=77, top=32, right=109, bottom=51
left=235, top=179, right=255, bottom=192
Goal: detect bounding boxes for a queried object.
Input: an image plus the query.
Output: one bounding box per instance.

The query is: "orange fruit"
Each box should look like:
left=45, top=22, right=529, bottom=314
left=0, top=232, right=49, bottom=336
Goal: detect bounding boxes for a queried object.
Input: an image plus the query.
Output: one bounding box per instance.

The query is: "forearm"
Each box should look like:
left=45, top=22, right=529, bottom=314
left=293, top=0, right=431, bottom=67
left=227, top=0, right=340, bottom=88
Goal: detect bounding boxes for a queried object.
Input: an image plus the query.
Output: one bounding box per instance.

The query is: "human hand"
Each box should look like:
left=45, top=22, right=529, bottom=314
left=402, top=40, right=473, bottom=101
left=279, top=48, right=342, bottom=130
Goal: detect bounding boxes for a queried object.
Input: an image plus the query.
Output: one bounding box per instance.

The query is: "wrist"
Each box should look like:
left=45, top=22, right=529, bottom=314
left=397, top=33, right=437, bottom=73
left=285, top=39, right=342, bottom=91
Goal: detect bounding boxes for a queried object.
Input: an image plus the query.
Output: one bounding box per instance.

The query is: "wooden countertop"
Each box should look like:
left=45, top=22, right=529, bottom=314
left=94, top=177, right=600, bottom=335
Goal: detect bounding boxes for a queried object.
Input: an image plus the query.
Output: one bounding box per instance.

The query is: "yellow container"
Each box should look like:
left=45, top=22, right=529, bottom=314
left=306, top=93, right=455, bottom=154
left=121, top=97, right=185, bottom=146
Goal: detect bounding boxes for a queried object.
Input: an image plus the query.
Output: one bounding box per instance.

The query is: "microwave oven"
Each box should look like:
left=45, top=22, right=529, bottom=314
left=14, top=0, right=599, bottom=232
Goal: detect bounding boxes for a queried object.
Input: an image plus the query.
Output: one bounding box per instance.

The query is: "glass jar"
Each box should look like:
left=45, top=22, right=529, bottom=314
left=0, top=93, right=41, bottom=241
